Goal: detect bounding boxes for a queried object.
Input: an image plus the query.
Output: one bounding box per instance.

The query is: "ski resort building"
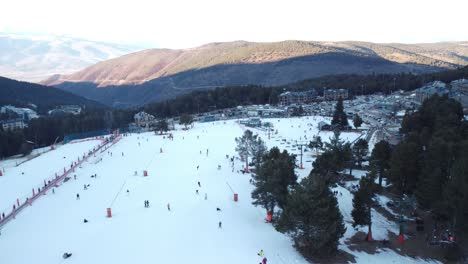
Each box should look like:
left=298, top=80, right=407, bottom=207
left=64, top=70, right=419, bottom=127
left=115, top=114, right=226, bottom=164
left=278, top=90, right=318, bottom=106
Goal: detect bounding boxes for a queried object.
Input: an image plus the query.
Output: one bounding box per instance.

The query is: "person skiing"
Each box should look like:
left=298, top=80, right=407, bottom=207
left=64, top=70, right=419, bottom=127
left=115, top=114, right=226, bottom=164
left=76, top=193, right=80, bottom=200
left=196, top=190, right=199, bottom=195
left=218, top=221, right=222, bottom=228
left=262, top=257, right=267, bottom=264
left=74, top=175, right=76, bottom=180
left=204, top=193, right=207, bottom=200
left=83, top=219, right=88, bottom=223
left=258, top=250, right=264, bottom=257
left=167, top=203, right=171, bottom=211
left=62, top=252, right=72, bottom=259
left=198, top=181, right=201, bottom=187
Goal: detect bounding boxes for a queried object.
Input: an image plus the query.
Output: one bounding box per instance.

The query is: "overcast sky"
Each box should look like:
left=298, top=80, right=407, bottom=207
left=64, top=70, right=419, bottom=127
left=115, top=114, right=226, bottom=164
left=1, top=0, right=467, bottom=49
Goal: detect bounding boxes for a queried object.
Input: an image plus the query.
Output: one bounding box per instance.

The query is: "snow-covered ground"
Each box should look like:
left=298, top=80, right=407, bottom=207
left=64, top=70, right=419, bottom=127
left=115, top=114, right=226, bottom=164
left=0, top=117, right=438, bottom=264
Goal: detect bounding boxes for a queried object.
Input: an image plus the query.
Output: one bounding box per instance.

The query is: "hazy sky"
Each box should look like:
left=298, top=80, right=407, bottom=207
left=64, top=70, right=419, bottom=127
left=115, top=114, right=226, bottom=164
left=1, top=0, right=467, bottom=49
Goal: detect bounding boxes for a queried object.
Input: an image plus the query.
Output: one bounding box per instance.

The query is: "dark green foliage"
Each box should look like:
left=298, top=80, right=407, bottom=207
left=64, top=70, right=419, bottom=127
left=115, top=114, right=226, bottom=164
left=312, top=131, right=352, bottom=181
left=352, top=172, right=374, bottom=229
left=389, top=140, right=421, bottom=194
left=331, top=98, right=349, bottom=129
left=309, top=136, right=323, bottom=151
left=179, top=114, right=193, bottom=128
left=291, top=106, right=304, bottom=117
left=251, top=147, right=297, bottom=216
left=277, top=175, right=346, bottom=258
left=370, top=140, right=392, bottom=187
left=0, top=109, right=134, bottom=158
left=352, top=139, right=368, bottom=167
left=390, top=94, right=468, bottom=244
left=353, top=114, right=363, bottom=128
left=155, top=119, right=169, bottom=132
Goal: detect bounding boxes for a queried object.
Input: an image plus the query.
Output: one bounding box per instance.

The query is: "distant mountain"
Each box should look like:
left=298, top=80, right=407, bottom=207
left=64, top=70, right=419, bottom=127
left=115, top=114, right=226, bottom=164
left=0, top=76, right=105, bottom=113
left=0, top=33, right=141, bottom=82
left=43, top=40, right=468, bottom=107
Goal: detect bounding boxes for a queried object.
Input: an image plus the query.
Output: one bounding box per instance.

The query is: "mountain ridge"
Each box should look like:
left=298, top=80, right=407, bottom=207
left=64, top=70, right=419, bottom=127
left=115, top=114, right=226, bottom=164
left=43, top=40, right=468, bottom=88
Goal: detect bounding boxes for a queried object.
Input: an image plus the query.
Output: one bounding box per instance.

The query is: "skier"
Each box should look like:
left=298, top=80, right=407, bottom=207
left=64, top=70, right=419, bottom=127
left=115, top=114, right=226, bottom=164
left=76, top=193, right=80, bottom=200
left=196, top=190, right=199, bottom=195
left=258, top=250, right=264, bottom=257
left=205, top=193, right=207, bottom=200
left=74, top=175, right=76, bottom=180
left=83, top=219, right=88, bottom=223
left=206, top=149, right=209, bottom=156
left=262, top=257, right=267, bottom=264
left=52, top=188, right=55, bottom=194
left=127, top=189, right=130, bottom=194
left=218, top=221, right=222, bottom=228
left=198, top=181, right=201, bottom=187
left=122, top=152, right=124, bottom=156
left=167, top=203, right=171, bottom=211
left=62, top=253, right=72, bottom=259
left=84, top=184, right=87, bottom=190
left=197, top=165, right=199, bottom=170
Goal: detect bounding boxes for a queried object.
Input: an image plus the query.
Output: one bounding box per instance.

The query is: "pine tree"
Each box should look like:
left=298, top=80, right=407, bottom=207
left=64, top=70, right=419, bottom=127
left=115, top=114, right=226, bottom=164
left=179, top=114, right=193, bottom=129
left=252, top=147, right=297, bottom=218
left=277, top=174, right=346, bottom=258
left=235, top=130, right=257, bottom=171
left=353, top=114, right=363, bottom=129
left=352, top=138, right=369, bottom=167
left=389, top=140, right=421, bottom=194
left=155, top=119, right=169, bottom=132
left=331, top=98, right=349, bottom=129
left=370, top=140, right=392, bottom=187
left=351, top=172, right=375, bottom=240
left=251, top=136, right=267, bottom=167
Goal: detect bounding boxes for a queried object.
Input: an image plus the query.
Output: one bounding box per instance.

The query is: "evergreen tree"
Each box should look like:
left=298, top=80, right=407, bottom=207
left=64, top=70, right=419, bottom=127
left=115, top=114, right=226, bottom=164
left=252, top=147, right=297, bottom=217
left=309, top=136, right=323, bottom=153
left=251, top=136, right=267, bottom=167
left=352, top=138, right=369, bottom=167
left=277, top=175, right=346, bottom=258
left=351, top=172, right=375, bottom=240
left=155, top=119, right=169, bottom=132
left=370, top=140, right=392, bottom=187
left=331, top=98, right=349, bottom=129
left=389, top=140, right=421, bottom=194
left=353, top=114, right=363, bottom=129
left=179, top=114, right=193, bottom=129
left=235, top=130, right=255, bottom=171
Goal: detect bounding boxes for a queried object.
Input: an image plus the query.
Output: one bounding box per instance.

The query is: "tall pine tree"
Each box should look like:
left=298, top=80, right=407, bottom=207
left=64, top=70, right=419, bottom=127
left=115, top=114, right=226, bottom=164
left=331, top=98, right=349, bottom=129
left=351, top=172, right=375, bottom=241
left=252, top=147, right=297, bottom=218
left=277, top=174, right=346, bottom=258
left=370, top=140, right=392, bottom=187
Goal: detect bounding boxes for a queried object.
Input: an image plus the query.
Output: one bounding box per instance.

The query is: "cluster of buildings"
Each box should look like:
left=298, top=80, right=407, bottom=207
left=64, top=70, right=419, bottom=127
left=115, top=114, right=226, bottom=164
left=0, top=104, right=84, bottom=131
left=0, top=105, right=39, bottom=131
left=47, top=105, right=82, bottom=116
left=415, top=79, right=468, bottom=110
left=278, top=89, right=349, bottom=106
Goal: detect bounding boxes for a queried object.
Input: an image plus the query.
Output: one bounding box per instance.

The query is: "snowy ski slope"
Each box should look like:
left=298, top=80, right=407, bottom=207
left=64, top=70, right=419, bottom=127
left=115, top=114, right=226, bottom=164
left=0, top=117, right=439, bottom=264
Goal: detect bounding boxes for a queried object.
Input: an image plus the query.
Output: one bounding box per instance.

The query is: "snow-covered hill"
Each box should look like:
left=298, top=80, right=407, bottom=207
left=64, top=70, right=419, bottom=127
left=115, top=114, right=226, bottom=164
left=0, top=117, right=440, bottom=264
left=0, top=33, right=140, bottom=82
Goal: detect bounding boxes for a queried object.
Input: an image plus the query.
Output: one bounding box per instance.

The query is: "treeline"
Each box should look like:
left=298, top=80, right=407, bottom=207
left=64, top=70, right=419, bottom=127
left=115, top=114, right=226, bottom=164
left=0, top=110, right=133, bottom=158
left=144, top=65, right=468, bottom=118
left=144, top=85, right=282, bottom=117
left=288, top=65, right=468, bottom=95
left=391, top=95, right=468, bottom=234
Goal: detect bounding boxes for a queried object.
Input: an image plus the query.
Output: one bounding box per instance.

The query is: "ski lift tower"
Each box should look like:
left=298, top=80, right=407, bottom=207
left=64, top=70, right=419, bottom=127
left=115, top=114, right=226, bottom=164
left=294, top=141, right=308, bottom=169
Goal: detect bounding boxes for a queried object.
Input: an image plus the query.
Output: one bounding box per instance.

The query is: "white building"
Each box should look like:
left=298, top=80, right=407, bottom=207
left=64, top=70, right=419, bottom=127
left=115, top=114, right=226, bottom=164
left=0, top=105, right=39, bottom=120
left=0, top=118, right=28, bottom=130
left=134, top=111, right=156, bottom=128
